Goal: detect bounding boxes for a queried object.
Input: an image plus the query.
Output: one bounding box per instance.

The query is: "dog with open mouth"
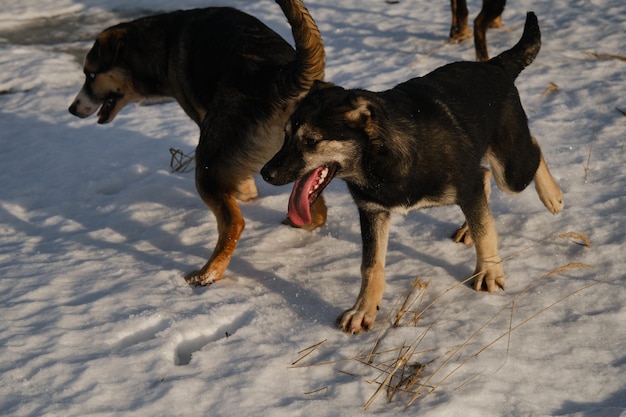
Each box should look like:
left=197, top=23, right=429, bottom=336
left=262, top=12, right=563, bottom=334
left=69, top=0, right=327, bottom=286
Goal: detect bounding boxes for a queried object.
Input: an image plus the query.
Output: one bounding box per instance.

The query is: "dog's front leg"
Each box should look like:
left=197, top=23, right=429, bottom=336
left=338, top=208, right=390, bottom=334
left=460, top=194, right=505, bottom=292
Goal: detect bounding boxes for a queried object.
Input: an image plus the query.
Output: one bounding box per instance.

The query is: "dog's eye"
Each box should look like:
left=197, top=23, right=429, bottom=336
left=304, top=137, right=317, bottom=147
left=88, top=72, right=96, bottom=80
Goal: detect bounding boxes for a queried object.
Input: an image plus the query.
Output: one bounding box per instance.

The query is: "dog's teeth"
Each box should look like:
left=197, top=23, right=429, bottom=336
left=309, top=167, right=329, bottom=196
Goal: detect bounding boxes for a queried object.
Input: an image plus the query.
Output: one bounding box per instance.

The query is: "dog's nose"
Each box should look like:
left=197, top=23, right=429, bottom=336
left=260, top=165, right=276, bottom=183
left=68, top=102, right=79, bottom=116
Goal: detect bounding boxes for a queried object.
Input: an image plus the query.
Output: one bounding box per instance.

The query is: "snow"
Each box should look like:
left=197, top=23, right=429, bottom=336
left=1, top=0, right=624, bottom=416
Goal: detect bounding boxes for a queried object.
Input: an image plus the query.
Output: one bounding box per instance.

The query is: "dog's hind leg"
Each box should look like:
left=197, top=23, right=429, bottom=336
left=532, top=137, right=564, bottom=214
left=449, top=0, right=471, bottom=42
left=185, top=191, right=245, bottom=286
left=338, top=208, right=390, bottom=334
left=453, top=167, right=491, bottom=245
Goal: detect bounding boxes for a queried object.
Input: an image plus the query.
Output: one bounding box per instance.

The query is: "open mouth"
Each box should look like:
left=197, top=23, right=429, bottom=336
left=97, top=93, right=122, bottom=124
left=288, top=164, right=337, bottom=226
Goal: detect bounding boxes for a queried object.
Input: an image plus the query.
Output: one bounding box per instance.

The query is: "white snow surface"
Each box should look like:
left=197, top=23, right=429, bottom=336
left=1, top=0, right=625, bottom=416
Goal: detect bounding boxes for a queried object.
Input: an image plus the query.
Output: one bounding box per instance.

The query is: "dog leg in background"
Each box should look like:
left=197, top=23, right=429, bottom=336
left=474, top=0, right=506, bottom=61
left=531, top=137, right=564, bottom=214
left=449, top=0, right=471, bottom=42
left=453, top=167, right=492, bottom=245
left=185, top=193, right=245, bottom=286
left=338, top=209, right=390, bottom=333
left=287, top=194, right=327, bottom=231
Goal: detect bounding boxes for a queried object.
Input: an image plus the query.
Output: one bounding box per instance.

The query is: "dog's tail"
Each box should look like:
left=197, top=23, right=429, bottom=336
left=492, top=12, right=540, bottom=79
left=275, top=0, right=325, bottom=98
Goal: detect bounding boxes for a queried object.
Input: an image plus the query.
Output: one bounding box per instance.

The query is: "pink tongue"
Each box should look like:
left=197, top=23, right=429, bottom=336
left=288, top=167, right=324, bottom=226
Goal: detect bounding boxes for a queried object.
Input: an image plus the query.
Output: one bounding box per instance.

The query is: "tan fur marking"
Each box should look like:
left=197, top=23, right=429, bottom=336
left=235, top=177, right=258, bottom=202
left=532, top=137, right=564, bottom=214
left=484, top=150, right=514, bottom=194
left=344, top=99, right=371, bottom=129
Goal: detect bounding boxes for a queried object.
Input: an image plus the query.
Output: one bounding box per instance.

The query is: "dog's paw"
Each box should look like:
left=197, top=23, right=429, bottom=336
left=337, top=308, right=377, bottom=334
left=449, top=25, right=472, bottom=43
left=537, top=183, right=564, bottom=215
left=452, top=222, right=474, bottom=245
left=184, top=270, right=218, bottom=287
left=472, top=266, right=506, bottom=293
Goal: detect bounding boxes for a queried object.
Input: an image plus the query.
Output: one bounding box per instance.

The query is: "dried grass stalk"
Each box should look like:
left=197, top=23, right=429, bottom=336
left=169, top=148, right=195, bottom=173
left=585, top=51, right=626, bottom=61
left=541, top=82, right=559, bottom=97
left=558, top=232, right=592, bottom=248
left=541, top=263, right=593, bottom=279
left=292, top=339, right=327, bottom=365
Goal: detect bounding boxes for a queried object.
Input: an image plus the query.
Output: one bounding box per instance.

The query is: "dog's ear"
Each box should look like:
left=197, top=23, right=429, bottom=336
left=90, top=27, right=127, bottom=69
left=344, top=96, right=372, bottom=129
left=310, top=80, right=335, bottom=92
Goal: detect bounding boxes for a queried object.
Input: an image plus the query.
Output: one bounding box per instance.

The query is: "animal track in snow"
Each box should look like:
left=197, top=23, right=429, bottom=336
left=174, top=311, right=254, bottom=366
left=112, top=316, right=171, bottom=350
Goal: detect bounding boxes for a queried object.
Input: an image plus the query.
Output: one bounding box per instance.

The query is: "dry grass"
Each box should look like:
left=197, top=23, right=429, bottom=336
left=541, top=82, right=559, bottom=97
left=169, top=148, right=195, bottom=173
left=584, top=51, right=626, bottom=62
left=558, top=232, right=592, bottom=248
left=541, top=263, right=593, bottom=279
left=289, top=230, right=621, bottom=409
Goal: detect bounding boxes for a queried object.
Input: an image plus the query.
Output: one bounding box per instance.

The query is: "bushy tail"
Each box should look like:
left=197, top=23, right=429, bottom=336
left=492, top=12, right=541, bottom=79
left=275, top=0, right=325, bottom=98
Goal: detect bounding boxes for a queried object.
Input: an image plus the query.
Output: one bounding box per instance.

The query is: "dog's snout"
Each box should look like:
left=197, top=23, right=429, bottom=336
left=260, top=165, right=277, bottom=184
left=68, top=101, right=80, bottom=116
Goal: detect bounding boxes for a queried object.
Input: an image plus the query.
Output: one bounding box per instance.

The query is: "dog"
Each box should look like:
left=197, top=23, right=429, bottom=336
left=69, top=0, right=327, bottom=286
left=450, top=0, right=506, bottom=61
left=261, top=12, right=563, bottom=333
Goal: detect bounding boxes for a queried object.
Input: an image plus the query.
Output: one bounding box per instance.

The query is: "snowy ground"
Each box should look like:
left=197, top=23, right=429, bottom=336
left=1, top=0, right=624, bottom=416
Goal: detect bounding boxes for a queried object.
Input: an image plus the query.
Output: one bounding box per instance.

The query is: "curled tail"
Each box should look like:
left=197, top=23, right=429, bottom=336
left=492, top=12, right=541, bottom=79
left=275, top=0, right=325, bottom=98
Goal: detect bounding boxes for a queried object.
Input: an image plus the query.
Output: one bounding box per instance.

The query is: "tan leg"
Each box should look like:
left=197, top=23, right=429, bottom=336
left=453, top=168, right=492, bottom=245
left=490, top=15, right=503, bottom=28
left=185, top=193, right=244, bottom=286
left=235, top=176, right=258, bottom=202
left=532, top=138, right=564, bottom=214
left=460, top=174, right=505, bottom=292
left=338, top=209, right=390, bottom=334
left=471, top=209, right=505, bottom=292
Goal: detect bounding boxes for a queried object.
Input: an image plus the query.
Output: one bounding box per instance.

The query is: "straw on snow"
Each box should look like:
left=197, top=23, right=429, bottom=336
left=287, top=230, right=611, bottom=409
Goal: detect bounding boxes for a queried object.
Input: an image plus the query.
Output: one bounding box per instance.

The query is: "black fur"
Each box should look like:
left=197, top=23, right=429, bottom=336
left=263, top=12, right=562, bottom=333
left=70, top=1, right=326, bottom=286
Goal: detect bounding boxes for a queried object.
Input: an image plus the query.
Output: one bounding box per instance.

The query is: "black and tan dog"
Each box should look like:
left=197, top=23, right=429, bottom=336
left=69, top=1, right=326, bottom=286
left=262, top=12, right=563, bottom=333
left=450, top=0, right=507, bottom=61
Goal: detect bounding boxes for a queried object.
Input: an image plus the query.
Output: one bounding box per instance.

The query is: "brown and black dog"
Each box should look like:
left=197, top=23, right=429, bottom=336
left=450, top=0, right=507, bottom=61
left=262, top=12, right=563, bottom=333
left=69, top=1, right=326, bottom=286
